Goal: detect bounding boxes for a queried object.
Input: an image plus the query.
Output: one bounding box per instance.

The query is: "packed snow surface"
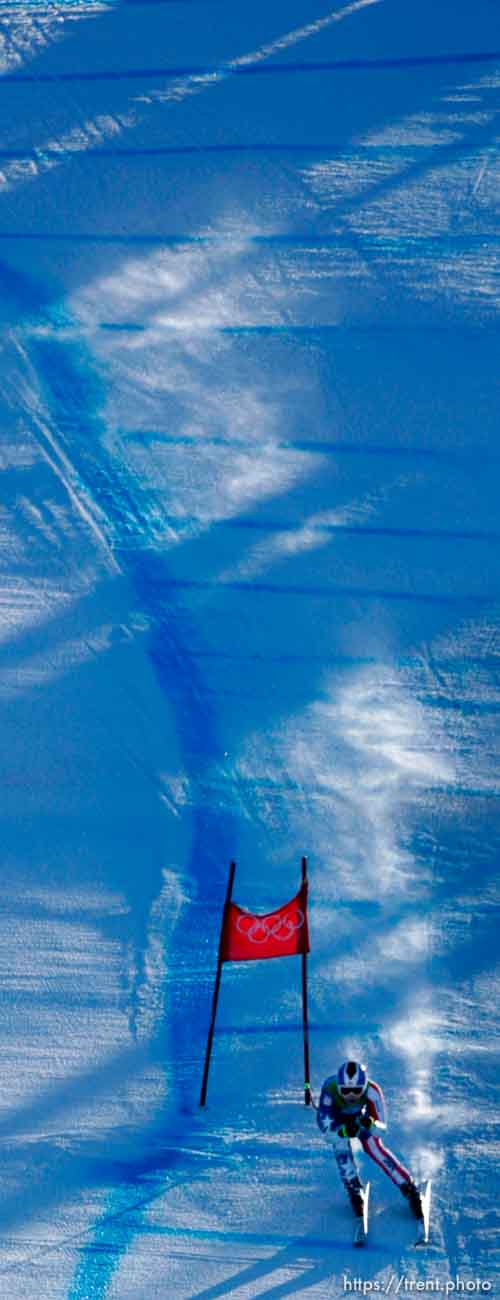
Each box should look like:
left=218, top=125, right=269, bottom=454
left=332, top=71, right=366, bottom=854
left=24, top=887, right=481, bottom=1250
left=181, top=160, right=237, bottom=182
left=0, top=0, right=498, bottom=1295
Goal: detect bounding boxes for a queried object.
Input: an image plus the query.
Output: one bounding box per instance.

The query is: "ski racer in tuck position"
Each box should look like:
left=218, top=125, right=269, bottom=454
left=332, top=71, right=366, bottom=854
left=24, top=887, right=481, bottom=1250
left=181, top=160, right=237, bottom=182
left=316, top=1061, right=423, bottom=1221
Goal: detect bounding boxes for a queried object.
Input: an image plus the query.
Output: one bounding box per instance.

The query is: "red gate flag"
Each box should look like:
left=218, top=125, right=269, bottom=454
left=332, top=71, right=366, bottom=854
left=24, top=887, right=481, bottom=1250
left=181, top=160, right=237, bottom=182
left=221, top=881, right=309, bottom=963
left=200, top=859, right=311, bottom=1107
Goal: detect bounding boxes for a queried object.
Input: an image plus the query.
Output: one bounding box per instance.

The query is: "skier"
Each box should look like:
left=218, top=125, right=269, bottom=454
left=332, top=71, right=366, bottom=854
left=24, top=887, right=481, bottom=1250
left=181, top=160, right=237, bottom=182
left=316, top=1060, right=423, bottom=1221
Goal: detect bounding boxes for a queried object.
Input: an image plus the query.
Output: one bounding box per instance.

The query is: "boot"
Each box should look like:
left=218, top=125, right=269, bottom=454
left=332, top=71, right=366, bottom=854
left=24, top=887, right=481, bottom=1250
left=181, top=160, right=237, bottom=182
left=401, top=1181, right=423, bottom=1219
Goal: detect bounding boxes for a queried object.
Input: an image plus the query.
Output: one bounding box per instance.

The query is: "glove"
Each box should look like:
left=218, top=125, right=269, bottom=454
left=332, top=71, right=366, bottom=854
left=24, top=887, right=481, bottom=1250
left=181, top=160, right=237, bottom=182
left=359, top=1110, right=374, bottom=1133
left=319, top=1121, right=338, bottom=1146
left=338, top=1115, right=361, bottom=1139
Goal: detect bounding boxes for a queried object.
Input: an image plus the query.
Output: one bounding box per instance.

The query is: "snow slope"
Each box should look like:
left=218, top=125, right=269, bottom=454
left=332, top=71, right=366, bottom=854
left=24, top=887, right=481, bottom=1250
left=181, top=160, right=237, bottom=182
left=0, top=0, right=498, bottom=1295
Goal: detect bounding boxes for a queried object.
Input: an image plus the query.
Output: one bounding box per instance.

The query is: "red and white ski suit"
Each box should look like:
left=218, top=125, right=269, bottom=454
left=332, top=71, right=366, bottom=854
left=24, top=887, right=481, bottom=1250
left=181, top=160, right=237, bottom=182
left=317, top=1076, right=413, bottom=1195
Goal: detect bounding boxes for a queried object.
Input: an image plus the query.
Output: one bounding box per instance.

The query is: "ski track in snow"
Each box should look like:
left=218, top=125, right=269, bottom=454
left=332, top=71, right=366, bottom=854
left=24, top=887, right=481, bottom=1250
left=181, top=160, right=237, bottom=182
left=0, top=0, right=498, bottom=1296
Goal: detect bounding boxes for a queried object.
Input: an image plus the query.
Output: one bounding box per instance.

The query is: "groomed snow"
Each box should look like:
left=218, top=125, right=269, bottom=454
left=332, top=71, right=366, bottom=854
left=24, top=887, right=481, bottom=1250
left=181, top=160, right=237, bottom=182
left=0, top=0, right=498, bottom=1296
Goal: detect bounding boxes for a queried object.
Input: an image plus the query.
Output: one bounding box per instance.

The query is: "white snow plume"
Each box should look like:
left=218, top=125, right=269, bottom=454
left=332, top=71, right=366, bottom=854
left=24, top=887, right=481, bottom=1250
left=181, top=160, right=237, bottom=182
left=388, top=998, right=439, bottom=1117
left=386, top=996, right=446, bottom=1182
left=68, top=237, right=321, bottom=544
left=73, top=231, right=272, bottom=338
left=236, top=664, right=454, bottom=898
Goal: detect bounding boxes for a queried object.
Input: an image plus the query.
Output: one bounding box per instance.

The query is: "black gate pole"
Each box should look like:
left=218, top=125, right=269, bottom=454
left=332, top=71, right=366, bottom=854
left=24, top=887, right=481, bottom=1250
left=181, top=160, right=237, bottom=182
left=301, top=855, right=311, bottom=1105
left=199, top=860, right=236, bottom=1107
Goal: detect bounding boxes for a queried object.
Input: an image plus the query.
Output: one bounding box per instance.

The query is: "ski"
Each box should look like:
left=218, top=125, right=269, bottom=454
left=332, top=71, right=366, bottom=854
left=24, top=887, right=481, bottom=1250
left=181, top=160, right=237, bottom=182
left=414, top=1180, right=432, bottom=1246
left=353, top=1182, right=370, bottom=1247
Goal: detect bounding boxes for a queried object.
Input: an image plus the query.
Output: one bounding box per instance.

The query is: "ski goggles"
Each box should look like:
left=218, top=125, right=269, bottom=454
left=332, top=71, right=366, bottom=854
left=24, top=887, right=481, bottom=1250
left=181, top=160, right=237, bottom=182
left=339, top=1085, right=365, bottom=1098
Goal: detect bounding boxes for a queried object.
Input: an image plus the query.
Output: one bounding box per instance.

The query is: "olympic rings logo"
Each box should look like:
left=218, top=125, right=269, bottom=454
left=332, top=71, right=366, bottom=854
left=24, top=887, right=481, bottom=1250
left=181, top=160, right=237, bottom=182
left=236, top=910, right=305, bottom=944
